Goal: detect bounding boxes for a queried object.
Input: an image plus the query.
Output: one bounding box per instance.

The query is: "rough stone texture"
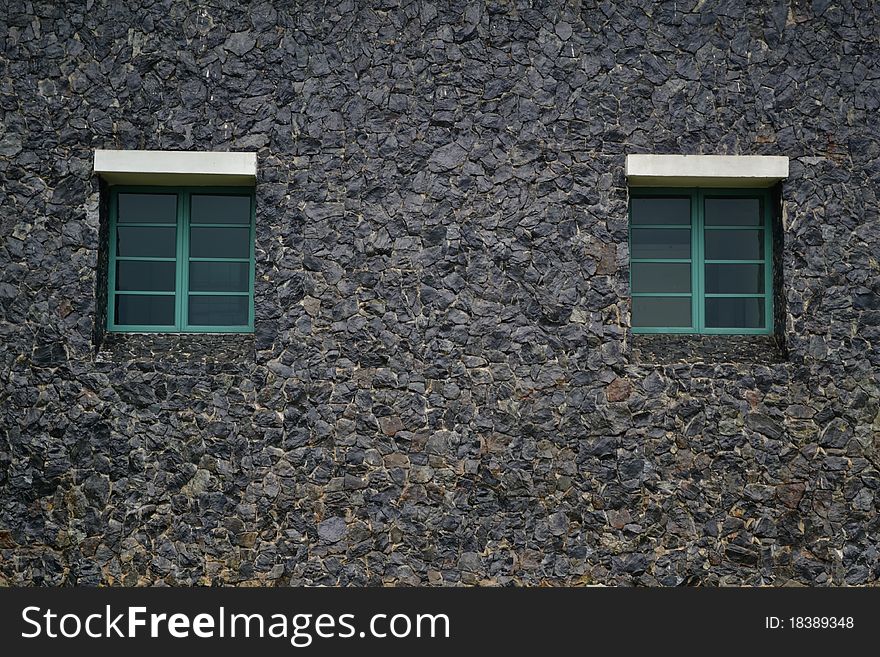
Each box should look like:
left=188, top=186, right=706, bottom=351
left=630, top=335, right=786, bottom=364
left=1, top=1, right=879, bottom=586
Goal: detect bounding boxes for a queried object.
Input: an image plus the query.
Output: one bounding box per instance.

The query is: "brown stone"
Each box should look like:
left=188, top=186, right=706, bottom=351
left=384, top=452, right=410, bottom=468
left=606, top=377, right=631, bottom=402
left=57, top=299, right=73, bottom=318
left=0, top=530, right=16, bottom=549
left=379, top=415, right=404, bottom=436
left=596, top=243, right=616, bottom=275
left=776, top=483, right=806, bottom=510
left=607, top=509, right=631, bottom=529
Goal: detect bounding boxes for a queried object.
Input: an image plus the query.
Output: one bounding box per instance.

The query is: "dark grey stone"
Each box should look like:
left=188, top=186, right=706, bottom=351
left=318, top=517, right=346, bottom=544
left=225, top=31, right=256, bottom=56
left=820, top=418, right=853, bottom=449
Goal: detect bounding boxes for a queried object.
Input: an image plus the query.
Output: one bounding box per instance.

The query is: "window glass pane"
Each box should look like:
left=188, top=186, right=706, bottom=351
left=188, top=295, right=249, bottom=326
left=705, top=297, right=765, bottom=328
left=189, top=262, right=249, bottom=292
left=631, top=197, right=690, bottom=225
left=115, top=295, right=174, bottom=325
left=117, top=193, right=176, bottom=223
left=704, top=229, right=763, bottom=260
left=631, top=228, right=690, bottom=259
left=191, top=195, right=251, bottom=224
left=116, top=261, right=176, bottom=291
left=632, top=297, right=691, bottom=327
left=116, top=226, right=176, bottom=257
left=631, top=262, right=691, bottom=293
left=705, top=198, right=761, bottom=226
left=190, top=227, right=250, bottom=258
left=705, top=263, right=765, bottom=294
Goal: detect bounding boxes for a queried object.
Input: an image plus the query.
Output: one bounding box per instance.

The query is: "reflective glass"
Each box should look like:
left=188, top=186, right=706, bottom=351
left=631, top=197, right=690, bottom=225
left=705, top=297, right=765, bottom=328
left=631, top=229, right=690, bottom=259
left=115, top=295, right=174, bottom=325
left=188, top=295, right=248, bottom=325
left=191, top=195, right=251, bottom=225
left=632, top=297, right=691, bottom=327
left=117, top=193, right=176, bottom=223
left=190, top=227, right=250, bottom=259
left=631, top=262, right=691, bottom=293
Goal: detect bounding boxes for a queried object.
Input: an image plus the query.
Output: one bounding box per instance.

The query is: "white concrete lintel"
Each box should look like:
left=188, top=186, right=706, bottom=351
left=626, top=154, right=789, bottom=188
left=94, top=149, right=257, bottom=186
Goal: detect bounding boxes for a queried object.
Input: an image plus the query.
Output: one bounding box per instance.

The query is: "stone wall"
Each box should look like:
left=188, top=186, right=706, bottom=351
left=1, top=0, right=878, bottom=586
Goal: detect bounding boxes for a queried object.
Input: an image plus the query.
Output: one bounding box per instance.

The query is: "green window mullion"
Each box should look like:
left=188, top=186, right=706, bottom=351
left=693, top=188, right=703, bottom=332
left=248, top=193, right=256, bottom=332
left=704, top=259, right=765, bottom=264
left=188, top=257, right=251, bottom=262
left=763, top=194, right=773, bottom=331
left=632, top=292, right=692, bottom=297
left=115, top=257, right=177, bottom=262
left=178, top=190, right=189, bottom=331
left=113, top=222, right=177, bottom=228
left=630, top=258, right=692, bottom=263
left=700, top=225, right=766, bottom=230
left=106, top=190, right=118, bottom=330
left=631, top=224, right=692, bottom=229
left=188, top=223, right=252, bottom=228
left=174, top=190, right=189, bottom=331
left=628, top=199, right=633, bottom=318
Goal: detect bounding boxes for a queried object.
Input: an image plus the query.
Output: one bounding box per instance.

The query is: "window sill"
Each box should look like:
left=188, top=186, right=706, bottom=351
left=96, top=332, right=255, bottom=369
left=630, top=333, right=785, bottom=365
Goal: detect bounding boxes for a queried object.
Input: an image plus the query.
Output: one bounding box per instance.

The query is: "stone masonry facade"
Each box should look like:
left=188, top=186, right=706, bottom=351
left=1, top=0, right=878, bottom=585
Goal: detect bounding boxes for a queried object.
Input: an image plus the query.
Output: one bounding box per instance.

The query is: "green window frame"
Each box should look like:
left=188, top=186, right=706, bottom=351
left=107, top=186, right=255, bottom=333
left=628, top=187, right=773, bottom=335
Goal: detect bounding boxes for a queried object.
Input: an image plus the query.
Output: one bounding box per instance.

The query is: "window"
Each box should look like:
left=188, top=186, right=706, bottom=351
left=629, top=188, right=772, bottom=334
left=107, top=187, right=255, bottom=332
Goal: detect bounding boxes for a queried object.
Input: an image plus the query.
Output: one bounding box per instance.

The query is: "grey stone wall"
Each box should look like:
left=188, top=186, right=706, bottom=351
left=1, top=0, right=878, bottom=586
